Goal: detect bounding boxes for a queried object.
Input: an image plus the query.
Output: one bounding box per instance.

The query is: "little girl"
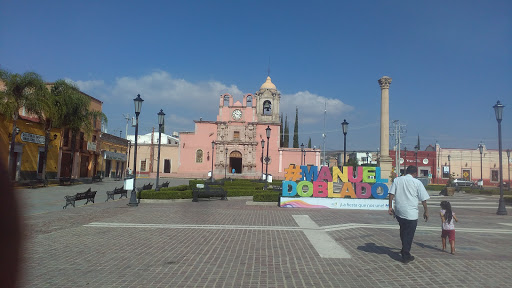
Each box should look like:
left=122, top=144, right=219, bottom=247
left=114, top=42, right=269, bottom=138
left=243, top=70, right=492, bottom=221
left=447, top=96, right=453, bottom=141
left=440, top=201, right=458, bottom=254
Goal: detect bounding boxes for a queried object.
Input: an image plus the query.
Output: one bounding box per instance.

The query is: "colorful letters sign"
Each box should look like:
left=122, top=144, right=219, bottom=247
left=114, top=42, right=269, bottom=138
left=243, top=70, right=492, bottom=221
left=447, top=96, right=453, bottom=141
left=280, top=165, right=389, bottom=210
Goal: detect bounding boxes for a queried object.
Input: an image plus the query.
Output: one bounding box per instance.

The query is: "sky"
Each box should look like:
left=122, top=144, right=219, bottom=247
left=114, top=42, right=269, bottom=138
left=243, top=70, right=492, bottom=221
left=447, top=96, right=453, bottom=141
left=1, top=0, right=511, bottom=153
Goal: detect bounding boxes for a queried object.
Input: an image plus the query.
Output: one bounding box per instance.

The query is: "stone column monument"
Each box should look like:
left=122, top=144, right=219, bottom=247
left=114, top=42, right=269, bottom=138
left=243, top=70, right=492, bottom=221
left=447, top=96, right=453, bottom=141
left=378, top=76, right=393, bottom=185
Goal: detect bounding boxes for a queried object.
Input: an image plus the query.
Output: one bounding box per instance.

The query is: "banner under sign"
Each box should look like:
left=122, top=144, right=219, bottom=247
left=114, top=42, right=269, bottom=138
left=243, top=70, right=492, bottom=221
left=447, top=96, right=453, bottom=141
left=280, top=197, right=389, bottom=210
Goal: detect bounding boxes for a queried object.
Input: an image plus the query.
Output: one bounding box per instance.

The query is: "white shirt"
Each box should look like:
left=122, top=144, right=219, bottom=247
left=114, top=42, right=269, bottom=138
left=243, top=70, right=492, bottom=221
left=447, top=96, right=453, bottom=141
left=389, top=174, right=430, bottom=220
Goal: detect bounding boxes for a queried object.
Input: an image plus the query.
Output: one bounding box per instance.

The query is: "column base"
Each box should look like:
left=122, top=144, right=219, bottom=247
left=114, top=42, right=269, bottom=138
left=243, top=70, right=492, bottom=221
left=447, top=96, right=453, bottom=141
left=378, top=156, right=393, bottom=187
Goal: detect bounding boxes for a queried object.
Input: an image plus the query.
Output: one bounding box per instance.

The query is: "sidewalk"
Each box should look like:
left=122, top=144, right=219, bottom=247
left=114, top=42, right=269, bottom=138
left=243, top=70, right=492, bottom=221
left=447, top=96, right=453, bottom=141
left=20, top=190, right=512, bottom=287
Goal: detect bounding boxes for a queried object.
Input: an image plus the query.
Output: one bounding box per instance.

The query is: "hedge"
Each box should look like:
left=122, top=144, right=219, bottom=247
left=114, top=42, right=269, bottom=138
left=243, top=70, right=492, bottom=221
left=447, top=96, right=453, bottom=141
left=253, top=191, right=280, bottom=202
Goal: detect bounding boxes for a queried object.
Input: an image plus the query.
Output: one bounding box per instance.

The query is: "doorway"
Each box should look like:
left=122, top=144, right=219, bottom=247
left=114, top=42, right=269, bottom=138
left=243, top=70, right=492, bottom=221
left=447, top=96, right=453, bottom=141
left=229, top=151, right=242, bottom=174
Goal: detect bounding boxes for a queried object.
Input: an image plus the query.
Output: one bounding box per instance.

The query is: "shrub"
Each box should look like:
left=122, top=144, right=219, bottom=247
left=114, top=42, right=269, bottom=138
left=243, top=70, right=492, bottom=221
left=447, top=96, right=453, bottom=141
left=253, top=191, right=280, bottom=202
left=189, top=179, right=204, bottom=190
left=140, top=190, right=193, bottom=199
left=426, top=185, right=445, bottom=191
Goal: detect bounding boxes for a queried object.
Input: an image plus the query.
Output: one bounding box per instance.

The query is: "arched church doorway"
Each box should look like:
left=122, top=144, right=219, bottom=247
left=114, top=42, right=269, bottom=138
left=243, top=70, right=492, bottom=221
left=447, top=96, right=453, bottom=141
left=229, top=151, right=242, bottom=174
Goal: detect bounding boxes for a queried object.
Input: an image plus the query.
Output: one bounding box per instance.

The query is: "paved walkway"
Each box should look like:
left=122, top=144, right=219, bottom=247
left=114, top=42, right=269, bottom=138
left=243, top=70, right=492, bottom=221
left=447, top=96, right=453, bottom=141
left=19, top=186, right=512, bottom=287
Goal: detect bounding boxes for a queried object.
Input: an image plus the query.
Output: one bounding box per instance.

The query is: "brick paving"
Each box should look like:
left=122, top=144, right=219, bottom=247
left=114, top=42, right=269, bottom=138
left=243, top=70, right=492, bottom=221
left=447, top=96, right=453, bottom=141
left=19, top=185, right=512, bottom=287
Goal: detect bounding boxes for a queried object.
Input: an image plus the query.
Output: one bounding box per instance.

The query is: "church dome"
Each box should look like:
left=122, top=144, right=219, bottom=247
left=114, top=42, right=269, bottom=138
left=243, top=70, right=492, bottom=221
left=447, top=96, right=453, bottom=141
left=260, top=76, right=276, bottom=90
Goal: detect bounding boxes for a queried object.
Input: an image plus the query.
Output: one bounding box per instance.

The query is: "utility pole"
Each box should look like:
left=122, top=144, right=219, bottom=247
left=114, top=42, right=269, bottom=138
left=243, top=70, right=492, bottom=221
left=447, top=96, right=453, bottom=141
left=390, top=120, right=406, bottom=176
left=123, top=113, right=131, bottom=139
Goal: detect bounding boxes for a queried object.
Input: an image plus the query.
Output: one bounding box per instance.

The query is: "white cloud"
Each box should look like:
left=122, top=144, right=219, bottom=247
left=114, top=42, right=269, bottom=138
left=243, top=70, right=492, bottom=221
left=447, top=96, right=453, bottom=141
left=280, top=91, right=353, bottom=124
left=109, top=71, right=243, bottom=113
left=72, top=79, right=105, bottom=91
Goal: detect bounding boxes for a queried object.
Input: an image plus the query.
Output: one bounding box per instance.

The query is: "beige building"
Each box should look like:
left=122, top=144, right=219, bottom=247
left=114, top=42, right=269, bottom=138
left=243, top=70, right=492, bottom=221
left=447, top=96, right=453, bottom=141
left=127, top=132, right=180, bottom=178
left=437, top=144, right=511, bottom=187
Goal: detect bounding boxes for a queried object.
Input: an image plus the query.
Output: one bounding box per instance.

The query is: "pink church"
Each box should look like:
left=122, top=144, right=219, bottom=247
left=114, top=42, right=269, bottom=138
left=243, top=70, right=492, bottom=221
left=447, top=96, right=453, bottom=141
left=178, top=76, right=320, bottom=179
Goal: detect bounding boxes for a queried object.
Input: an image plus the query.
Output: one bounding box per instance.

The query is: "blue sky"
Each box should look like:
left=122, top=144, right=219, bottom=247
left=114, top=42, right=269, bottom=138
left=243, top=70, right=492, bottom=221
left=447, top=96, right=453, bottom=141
left=1, top=0, right=511, bottom=152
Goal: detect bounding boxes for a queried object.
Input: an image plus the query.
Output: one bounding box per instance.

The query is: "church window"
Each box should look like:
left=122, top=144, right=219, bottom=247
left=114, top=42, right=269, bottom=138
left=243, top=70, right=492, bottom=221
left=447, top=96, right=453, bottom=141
left=246, top=96, right=252, bottom=107
left=263, top=100, right=272, bottom=115
left=223, top=95, right=230, bottom=107
left=196, top=149, right=203, bottom=163
left=233, top=131, right=240, bottom=140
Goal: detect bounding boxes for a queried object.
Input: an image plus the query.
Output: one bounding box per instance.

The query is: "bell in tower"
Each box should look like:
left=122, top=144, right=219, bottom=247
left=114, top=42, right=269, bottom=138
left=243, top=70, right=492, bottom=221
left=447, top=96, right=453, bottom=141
left=255, top=76, right=280, bottom=124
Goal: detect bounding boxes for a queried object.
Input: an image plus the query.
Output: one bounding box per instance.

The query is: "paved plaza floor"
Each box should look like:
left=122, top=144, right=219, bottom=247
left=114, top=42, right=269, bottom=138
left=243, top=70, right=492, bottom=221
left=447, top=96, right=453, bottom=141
left=18, top=180, right=512, bottom=287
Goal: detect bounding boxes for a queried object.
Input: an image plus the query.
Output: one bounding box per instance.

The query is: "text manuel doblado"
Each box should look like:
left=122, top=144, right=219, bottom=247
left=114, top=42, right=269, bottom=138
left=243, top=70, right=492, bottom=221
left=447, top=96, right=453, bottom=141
left=282, top=165, right=389, bottom=199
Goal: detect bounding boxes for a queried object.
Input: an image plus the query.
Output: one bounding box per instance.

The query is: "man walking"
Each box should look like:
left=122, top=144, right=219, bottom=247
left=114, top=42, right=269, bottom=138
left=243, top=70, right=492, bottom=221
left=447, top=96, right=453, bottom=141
left=388, top=165, right=430, bottom=263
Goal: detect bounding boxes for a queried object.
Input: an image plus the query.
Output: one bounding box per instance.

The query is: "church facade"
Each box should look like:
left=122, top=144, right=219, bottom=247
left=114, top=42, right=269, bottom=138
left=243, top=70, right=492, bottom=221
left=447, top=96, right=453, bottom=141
left=178, top=77, right=320, bottom=179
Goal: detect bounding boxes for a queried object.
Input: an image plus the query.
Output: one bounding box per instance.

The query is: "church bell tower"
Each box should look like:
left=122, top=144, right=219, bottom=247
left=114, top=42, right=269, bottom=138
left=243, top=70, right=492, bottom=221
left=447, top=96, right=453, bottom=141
left=254, top=76, right=280, bottom=124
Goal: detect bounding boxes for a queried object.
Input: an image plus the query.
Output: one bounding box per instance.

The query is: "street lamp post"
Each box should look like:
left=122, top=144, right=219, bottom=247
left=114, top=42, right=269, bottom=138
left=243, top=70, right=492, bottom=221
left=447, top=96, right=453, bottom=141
left=366, top=151, right=370, bottom=165
left=155, top=109, right=165, bottom=191
left=301, top=143, right=304, bottom=166
left=261, top=139, right=265, bottom=181
left=403, top=147, right=407, bottom=172
left=414, top=145, right=419, bottom=168
left=494, top=101, right=507, bottom=215
left=129, top=94, right=143, bottom=207
left=448, top=155, right=451, bottom=178
left=341, top=119, right=349, bottom=165
left=264, top=126, right=271, bottom=190
left=507, top=149, right=510, bottom=191
left=225, top=148, right=227, bottom=179
left=211, top=141, right=215, bottom=183
left=478, top=142, right=484, bottom=188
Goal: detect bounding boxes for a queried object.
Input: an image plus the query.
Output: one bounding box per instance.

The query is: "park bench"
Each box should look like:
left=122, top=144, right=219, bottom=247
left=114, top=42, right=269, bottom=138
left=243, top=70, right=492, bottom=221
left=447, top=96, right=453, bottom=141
left=29, top=178, right=48, bottom=188
left=157, top=181, right=170, bottom=189
left=63, top=188, right=97, bottom=209
left=92, top=175, right=102, bottom=182
left=59, top=177, right=78, bottom=186
left=192, top=182, right=227, bottom=202
left=137, top=183, right=153, bottom=192
left=105, top=186, right=127, bottom=202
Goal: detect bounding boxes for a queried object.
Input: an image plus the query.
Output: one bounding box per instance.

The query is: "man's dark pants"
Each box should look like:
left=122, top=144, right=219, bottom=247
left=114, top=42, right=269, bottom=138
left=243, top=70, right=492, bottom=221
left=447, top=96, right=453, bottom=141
left=396, top=216, right=418, bottom=260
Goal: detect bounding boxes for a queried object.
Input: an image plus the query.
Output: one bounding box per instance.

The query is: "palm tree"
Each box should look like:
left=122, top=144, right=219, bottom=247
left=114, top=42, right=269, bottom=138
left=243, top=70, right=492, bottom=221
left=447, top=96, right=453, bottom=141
left=0, top=69, right=46, bottom=180
left=55, top=80, right=107, bottom=178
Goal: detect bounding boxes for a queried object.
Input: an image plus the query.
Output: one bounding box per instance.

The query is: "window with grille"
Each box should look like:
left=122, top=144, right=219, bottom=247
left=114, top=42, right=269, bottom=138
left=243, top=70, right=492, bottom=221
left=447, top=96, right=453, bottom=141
left=196, top=150, right=203, bottom=163
left=140, top=160, right=147, bottom=171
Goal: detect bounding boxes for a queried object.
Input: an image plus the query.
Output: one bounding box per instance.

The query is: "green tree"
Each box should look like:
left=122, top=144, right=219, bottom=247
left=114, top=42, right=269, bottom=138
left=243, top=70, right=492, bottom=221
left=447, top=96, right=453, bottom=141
left=293, top=107, right=299, bottom=148
left=308, top=137, right=311, bottom=148
left=283, top=114, right=289, bottom=148
left=56, top=80, right=107, bottom=177
left=0, top=69, right=47, bottom=180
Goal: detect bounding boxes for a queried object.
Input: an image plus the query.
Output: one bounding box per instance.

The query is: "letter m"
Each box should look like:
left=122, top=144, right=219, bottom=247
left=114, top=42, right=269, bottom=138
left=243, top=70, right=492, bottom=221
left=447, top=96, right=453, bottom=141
left=301, top=165, right=318, bottom=181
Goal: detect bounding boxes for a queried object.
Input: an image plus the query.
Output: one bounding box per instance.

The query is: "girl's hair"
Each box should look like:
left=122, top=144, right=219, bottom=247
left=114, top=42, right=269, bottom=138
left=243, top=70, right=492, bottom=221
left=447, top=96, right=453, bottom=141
left=440, top=201, right=453, bottom=223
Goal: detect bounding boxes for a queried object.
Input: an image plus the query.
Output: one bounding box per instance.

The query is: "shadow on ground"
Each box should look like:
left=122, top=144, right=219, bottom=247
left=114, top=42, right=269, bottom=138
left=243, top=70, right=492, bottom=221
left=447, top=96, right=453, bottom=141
left=357, top=242, right=403, bottom=262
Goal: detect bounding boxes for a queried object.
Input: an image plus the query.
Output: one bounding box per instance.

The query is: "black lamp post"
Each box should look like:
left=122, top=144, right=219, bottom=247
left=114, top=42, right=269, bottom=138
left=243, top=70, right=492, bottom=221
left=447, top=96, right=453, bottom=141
left=507, top=149, right=510, bottom=191
left=494, top=101, right=507, bottom=215
left=301, top=143, right=304, bottom=166
left=342, top=119, right=349, bottom=165
left=261, top=139, right=265, bottom=181
left=211, top=141, right=215, bottom=182
left=155, top=109, right=165, bottom=191
left=224, top=147, right=227, bottom=179
left=264, top=126, right=271, bottom=189
left=403, top=147, right=407, bottom=171
left=448, top=155, right=451, bottom=178
left=414, top=144, right=419, bottom=168
left=366, top=151, right=370, bottom=165
left=478, top=142, right=484, bottom=188
left=129, top=94, right=143, bottom=207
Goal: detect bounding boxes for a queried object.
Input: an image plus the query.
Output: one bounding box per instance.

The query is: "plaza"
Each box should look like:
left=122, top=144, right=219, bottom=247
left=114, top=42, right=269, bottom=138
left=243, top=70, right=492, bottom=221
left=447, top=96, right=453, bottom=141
left=18, top=179, right=512, bottom=287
